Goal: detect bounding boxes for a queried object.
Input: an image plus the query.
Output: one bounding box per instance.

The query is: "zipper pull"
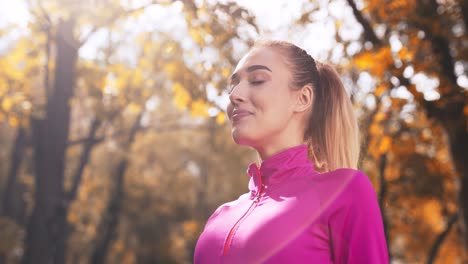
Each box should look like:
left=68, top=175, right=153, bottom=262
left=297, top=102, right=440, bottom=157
left=255, top=192, right=261, bottom=202
left=255, top=184, right=266, bottom=202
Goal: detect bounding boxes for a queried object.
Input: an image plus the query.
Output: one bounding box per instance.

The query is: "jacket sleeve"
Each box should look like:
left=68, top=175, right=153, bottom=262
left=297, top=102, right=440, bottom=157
left=328, top=170, right=389, bottom=264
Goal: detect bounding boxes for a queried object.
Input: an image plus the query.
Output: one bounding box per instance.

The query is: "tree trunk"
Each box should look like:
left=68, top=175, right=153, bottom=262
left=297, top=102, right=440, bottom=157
left=22, top=18, right=78, bottom=264
left=2, top=126, right=27, bottom=224
left=378, top=154, right=391, bottom=258
left=91, top=113, right=142, bottom=264
left=438, top=108, right=468, bottom=249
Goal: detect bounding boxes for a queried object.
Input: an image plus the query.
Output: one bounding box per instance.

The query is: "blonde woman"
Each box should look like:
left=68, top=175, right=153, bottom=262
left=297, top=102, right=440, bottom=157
left=194, top=40, right=389, bottom=264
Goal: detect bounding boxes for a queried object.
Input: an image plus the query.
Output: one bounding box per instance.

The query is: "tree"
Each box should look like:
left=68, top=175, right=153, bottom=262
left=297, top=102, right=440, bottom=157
left=290, top=0, right=467, bottom=261
left=347, top=0, right=467, bottom=258
left=0, top=0, right=258, bottom=263
left=23, top=17, right=78, bottom=264
left=294, top=0, right=468, bottom=262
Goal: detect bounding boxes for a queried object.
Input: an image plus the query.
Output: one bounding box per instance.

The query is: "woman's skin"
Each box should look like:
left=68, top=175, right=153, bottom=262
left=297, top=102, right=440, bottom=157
left=227, top=47, right=314, bottom=160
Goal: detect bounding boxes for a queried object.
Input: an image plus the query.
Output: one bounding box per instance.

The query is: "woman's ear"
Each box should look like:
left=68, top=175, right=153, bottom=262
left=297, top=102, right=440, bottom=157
left=294, top=84, right=313, bottom=113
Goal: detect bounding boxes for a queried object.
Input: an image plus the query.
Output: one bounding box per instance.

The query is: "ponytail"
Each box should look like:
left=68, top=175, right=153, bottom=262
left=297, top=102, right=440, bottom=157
left=306, top=63, right=360, bottom=172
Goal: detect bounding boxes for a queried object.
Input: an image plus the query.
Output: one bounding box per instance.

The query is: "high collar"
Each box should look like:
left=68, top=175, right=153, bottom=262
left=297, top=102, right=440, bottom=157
left=247, top=144, right=316, bottom=194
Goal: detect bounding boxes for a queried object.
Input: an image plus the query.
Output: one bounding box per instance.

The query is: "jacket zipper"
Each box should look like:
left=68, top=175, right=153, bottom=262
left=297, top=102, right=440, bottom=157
left=222, top=188, right=263, bottom=256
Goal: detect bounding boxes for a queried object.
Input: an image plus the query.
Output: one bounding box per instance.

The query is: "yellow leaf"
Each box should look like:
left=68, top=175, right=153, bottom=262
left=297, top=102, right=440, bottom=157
left=8, top=117, right=18, bottom=127
left=189, top=28, right=205, bottom=45
left=114, top=77, right=127, bottom=91
left=354, top=51, right=374, bottom=69
left=129, top=8, right=145, bottom=18
left=131, top=70, right=144, bottom=87
left=221, top=68, right=231, bottom=78
left=127, top=103, right=141, bottom=113
left=172, top=83, right=191, bottom=110
left=335, top=20, right=342, bottom=29
left=190, top=99, right=209, bottom=117
left=164, top=43, right=175, bottom=54
left=1, top=98, right=13, bottom=112
left=216, top=112, right=226, bottom=125
left=163, top=63, right=178, bottom=78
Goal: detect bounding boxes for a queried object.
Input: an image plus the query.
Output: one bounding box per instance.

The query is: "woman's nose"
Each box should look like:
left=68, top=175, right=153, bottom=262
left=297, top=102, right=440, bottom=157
left=229, top=84, right=246, bottom=104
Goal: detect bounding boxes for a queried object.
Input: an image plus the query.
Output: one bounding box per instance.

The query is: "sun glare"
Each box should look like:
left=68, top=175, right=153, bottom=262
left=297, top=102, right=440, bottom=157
left=0, top=0, right=29, bottom=27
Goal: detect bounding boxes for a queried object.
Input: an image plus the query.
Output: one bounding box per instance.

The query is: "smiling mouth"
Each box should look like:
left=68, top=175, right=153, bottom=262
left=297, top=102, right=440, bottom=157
left=231, top=112, right=252, bottom=122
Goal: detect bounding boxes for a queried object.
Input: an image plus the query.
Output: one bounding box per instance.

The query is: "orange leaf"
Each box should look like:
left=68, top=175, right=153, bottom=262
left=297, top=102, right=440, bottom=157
left=378, top=136, right=392, bottom=153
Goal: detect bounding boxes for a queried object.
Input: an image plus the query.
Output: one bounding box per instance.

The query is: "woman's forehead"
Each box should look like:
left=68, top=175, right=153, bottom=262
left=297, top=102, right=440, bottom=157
left=234, top=47, right=286, bottom=74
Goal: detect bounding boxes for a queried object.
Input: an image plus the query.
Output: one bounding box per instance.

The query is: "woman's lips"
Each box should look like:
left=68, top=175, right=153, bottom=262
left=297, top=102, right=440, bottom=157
left=231, top=109, right=252, bottom=121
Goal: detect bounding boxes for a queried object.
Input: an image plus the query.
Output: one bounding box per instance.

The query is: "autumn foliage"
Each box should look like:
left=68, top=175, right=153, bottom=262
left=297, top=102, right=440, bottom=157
left=0, top=0, right=467, bottom=263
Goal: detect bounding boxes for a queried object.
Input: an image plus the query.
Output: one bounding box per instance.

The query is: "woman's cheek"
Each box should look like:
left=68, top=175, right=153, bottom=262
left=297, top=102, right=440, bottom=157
left=226, top=103, right=234, bottom=121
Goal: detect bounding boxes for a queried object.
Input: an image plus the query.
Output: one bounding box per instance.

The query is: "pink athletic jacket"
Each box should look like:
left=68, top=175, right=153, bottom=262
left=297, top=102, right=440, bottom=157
left=194, top=144, right=389, bottom=263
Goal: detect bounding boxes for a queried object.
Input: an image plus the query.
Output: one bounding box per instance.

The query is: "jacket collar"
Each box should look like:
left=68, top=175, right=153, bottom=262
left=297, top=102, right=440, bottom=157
left=247, top=144, right=316, bottom=194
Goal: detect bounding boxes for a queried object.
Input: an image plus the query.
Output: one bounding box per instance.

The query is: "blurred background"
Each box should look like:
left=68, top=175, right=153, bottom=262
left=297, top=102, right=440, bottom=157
left=0, top=0, right=467, bottom=263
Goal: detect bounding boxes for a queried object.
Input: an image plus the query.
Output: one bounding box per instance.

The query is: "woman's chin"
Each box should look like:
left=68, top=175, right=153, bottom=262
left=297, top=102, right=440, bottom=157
left=231, top=129, right=256, bottom=146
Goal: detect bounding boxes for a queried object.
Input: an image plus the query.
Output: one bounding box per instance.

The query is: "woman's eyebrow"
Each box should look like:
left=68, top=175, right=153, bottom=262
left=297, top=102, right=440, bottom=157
left=246, top=65, right=272, bottom=72
left=230, top=64, right=272, bottom=81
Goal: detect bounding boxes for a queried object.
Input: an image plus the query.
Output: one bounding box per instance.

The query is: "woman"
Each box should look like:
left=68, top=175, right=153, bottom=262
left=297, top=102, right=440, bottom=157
left=194, top=40, right=389, bottom=264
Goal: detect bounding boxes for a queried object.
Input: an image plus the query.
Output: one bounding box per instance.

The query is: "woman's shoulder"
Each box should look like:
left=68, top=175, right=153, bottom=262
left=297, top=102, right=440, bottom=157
left=311, top=168, right=377, bottom=209
left=314, top=168, right=373, bottom=190
left=329, top=168, right=372, bottom=190
left=311, top=167, right=365, bottom=186
left=329, top=168, right=376, bottom=196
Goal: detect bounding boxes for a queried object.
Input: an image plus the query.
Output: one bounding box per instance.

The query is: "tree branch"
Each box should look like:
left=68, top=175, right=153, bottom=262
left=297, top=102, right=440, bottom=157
left=65, top=118, right=101, bottom=203
left=378, top=153, right=391, bottom=259
left=426, top=212, right=459, bottom=264
left=36, top=0, right=53, bottom=26
left=79, top=1, right=160, bottom=46
left=357, top=95, right=383, bottom=169
left=66, top=122, right=210, bottom=147
left=411, top=0, right=459, bottom=87
left=346, top=0, right=381, bottom=45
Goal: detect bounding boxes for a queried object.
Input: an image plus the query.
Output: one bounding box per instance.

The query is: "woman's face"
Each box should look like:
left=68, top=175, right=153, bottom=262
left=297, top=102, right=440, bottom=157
left=226, top=47, right=299, bottom=149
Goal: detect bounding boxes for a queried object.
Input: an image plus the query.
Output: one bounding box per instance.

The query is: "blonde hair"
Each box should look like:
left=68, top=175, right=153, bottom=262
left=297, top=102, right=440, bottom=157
left=253, top=40, right=360, bottom=172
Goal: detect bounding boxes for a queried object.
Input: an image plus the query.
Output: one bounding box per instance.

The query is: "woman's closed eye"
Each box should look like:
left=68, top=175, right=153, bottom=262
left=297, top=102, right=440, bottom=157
left=249, top=73, right=268, bottom=85
left=228, top=79, right=264, bottom=93
left=250, top=80, right=265, bottom=85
